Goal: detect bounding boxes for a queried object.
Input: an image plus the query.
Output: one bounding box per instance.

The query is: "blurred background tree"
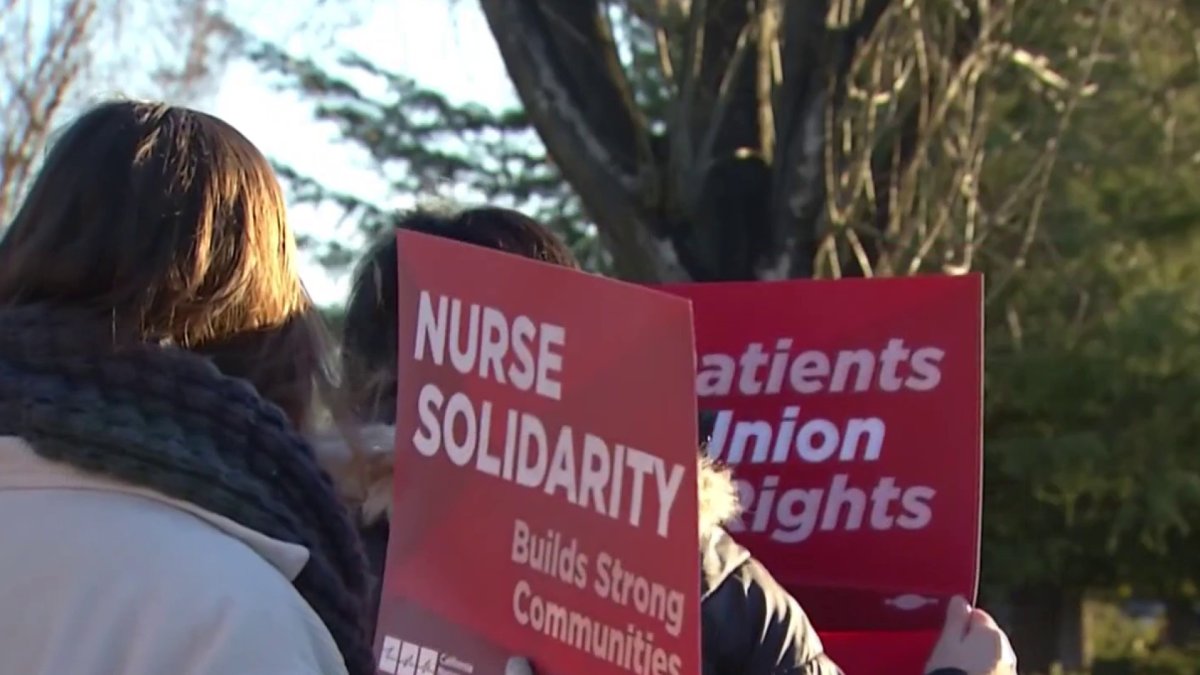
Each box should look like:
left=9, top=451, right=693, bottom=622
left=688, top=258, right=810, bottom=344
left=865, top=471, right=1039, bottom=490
left=981, top=0, right=1200, bottom=669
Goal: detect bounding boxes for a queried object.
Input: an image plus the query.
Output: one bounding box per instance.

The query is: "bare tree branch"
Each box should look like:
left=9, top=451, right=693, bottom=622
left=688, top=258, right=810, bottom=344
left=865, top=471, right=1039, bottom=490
left=812, top=0, right=1110, bottom=290
left=753, top=1, right=881, bottom=278
left=0, top=0, right=96, bottom=222
left=985, top=0, right=1115, bottom=302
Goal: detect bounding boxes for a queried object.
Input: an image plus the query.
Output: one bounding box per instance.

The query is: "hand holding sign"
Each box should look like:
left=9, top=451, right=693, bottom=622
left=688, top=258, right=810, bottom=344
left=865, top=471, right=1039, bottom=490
left=662, top=276, right=983, bottom=674
left=925, top=596, right=1017, bottom=675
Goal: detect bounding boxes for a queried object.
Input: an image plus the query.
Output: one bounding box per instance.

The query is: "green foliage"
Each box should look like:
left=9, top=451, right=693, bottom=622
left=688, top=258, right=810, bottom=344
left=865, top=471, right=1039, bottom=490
left=978, top=0, right=1200, bottom=599
left=1089, top=601, right=1163, bottom=662
left=247, top=43, right=605, bottom=272
left=1091, top=646, right=1200, bottom=675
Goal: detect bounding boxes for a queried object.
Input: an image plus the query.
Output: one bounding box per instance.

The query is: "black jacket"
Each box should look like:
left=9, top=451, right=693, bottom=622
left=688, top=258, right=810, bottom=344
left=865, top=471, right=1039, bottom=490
left=700, top=527, right=842, bottom=675
left=699, top=530, right=974, bottom=675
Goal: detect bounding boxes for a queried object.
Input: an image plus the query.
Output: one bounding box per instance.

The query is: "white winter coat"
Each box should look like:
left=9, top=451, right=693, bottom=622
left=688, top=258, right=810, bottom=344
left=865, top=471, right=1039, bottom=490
left=0, top=435, right=349, bottom=675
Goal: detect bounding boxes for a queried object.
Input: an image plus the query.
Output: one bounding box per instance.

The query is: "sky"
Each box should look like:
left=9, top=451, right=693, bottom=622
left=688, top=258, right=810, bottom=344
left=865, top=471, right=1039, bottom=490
left=210, top=0, right=518, bottom=305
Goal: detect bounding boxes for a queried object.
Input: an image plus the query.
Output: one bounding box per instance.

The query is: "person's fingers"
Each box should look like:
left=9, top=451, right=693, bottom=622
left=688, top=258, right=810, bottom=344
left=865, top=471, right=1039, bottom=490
left=968, top=607, right=1000, bottom=631
left=505, top=656, right=535, bottom=675
left=967, top=607, right=1007, bottom=663
left=941, top=595, right=973, bottom=638
left=1001, top=631, right=1019, bottom=668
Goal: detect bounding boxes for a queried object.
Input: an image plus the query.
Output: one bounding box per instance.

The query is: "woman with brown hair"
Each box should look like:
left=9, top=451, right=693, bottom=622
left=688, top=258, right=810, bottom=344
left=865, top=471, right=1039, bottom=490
left=0, top=101, right=372, bottom=674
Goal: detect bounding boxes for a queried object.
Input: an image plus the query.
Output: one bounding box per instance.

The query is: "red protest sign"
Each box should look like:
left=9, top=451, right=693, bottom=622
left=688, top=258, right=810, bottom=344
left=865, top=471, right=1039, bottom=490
left=822, top=629, right=941, bottom=675
left=660, top=275, right=982, bottom=671
left=375, top=230, right=702, bottom=675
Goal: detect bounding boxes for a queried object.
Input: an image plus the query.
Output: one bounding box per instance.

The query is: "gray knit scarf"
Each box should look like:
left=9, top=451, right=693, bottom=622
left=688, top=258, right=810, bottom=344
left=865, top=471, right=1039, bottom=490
left=0, top=305, right=375, bottom=675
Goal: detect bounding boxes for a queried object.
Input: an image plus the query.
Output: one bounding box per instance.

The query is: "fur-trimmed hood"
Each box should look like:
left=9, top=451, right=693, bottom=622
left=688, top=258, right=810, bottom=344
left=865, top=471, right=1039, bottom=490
left=310, top=424, right=742, bottom=544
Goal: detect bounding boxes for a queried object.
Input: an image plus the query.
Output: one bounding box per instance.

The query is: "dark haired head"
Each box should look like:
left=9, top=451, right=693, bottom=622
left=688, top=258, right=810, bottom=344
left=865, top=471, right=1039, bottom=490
left=342, top=207, right=578, bottom=423
left=0, top=99, right=326, bottom=427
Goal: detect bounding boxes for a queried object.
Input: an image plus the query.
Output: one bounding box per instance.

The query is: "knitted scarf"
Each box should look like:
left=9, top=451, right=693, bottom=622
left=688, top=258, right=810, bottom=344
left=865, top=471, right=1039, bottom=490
left=0, top=305, right=375, bottom=675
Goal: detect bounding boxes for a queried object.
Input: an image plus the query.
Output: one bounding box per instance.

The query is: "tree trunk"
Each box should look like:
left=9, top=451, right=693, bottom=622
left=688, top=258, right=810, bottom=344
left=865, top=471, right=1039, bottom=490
left=478, top=0, right=686, bottom=283
left=1006, top=587, right=1087, bottom=674
left=1164, top=598, right=1200, bottom=648
left=480, top=1, right=898, bottom=283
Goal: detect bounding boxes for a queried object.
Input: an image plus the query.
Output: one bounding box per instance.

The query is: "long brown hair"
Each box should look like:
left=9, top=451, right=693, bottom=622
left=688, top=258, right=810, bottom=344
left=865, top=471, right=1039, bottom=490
left=0, top=100, right=326, bottom=427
